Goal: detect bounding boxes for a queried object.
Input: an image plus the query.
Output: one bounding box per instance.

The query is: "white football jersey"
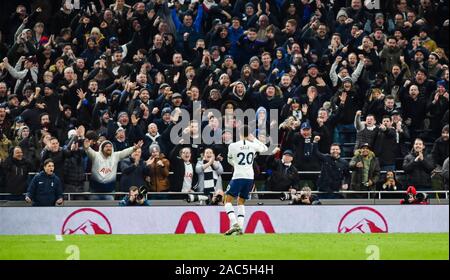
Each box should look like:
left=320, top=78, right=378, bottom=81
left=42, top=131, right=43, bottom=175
left=228, top=139, right=268, bottom=180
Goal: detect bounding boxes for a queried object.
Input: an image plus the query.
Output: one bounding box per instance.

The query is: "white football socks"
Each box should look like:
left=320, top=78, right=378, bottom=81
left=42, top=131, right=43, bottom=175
left=237, top=205, right=245, bottom=229
left=225, top=203, right=237, bottom=226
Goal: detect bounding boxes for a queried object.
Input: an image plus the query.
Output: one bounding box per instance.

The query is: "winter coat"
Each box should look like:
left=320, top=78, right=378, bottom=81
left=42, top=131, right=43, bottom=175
left=354, top=114, right=379, bottom=151
left=63, top=149, right=86, bottom=187
left=1, top=156, right=33, bottom=194
left=119, top=157, right=150, bottom=192
left=374, top=128, right=398, bottom=166
left=169, top=145, right=198, bottom=192
left=403, top=151, right=434, bottom=189
left=431, top=137, right=449, bottom=167
left=0, top=135, right=12, bottom=162
left=349, top=150, right=381, bottom=191
left=106, top=121, right=144, bottom=146
left=314, top=144, right=351, bottom=193
left=27, top=171, right=63, bottom=206
left=284, top=131, right=321, bottom=171
left=41, top=147, right=74, bottom=181
left=265, top=155, right=300, bottom=192
left=147, top=154, right=170, bottom=192
left=379, top=46, right=402, bottom=73
left=142, top=133, right=165, bottom=160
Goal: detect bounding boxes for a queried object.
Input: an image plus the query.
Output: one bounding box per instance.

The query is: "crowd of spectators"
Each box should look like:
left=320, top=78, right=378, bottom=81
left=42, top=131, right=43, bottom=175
left=0, top=0, right=449, bottom=202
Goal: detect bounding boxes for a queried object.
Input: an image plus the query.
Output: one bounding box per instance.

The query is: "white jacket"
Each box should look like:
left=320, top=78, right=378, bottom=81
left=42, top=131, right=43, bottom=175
left=5, top=57, right=38, bottom=94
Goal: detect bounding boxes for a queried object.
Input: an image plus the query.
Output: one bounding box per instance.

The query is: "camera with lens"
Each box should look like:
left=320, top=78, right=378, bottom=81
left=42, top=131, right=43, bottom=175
left=280, top=192, right=294, bottom=201
left=187, top=190, right=223, bottom=205
left=280, top=191, right=304, bottom=204
left=415, top=192, right=428, bottom=203
left=136, top=186, right=148, bottom=201
left=280, top=187, right=320, bottom=205
left=209, top=191, right=223, bottom=206
left=186, top=194, right=200, bottom=203
left=186, top=194, right=209, bottom=205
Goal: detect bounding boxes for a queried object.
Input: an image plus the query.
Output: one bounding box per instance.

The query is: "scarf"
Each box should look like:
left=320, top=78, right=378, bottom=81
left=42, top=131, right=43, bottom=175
left=203, top=160, right=218, bottom=191
left=145, top=132, right=160, bottom=143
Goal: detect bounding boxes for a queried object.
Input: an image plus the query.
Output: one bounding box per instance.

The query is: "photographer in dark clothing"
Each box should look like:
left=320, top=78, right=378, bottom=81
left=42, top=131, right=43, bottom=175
left=119, top=186, right=150, bottom=206
left=400, top=186, right=430, bottom=205
left=282, top=186, right=321, bottom=205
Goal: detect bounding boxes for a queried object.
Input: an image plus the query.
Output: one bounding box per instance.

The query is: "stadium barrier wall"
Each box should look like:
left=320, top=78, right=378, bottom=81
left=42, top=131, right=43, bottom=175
left=0, top=205, right=448, bottom=235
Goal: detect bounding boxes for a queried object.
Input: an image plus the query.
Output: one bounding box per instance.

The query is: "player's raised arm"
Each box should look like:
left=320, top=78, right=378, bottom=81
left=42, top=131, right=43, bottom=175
left=249, top=134, right=269, bottom=154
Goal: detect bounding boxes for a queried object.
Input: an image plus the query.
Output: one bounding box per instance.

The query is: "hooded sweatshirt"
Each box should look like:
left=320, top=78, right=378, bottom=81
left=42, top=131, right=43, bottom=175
left=85, top=141, right=135, bottom=192
left=254, top=107, right=268, bottom=137
left=271, top=48, right=290, bottom=72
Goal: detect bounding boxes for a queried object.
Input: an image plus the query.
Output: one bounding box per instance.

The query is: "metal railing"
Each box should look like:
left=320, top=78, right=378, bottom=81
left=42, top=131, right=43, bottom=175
left=26, top=170, right=406, bottom=177
left=1, top=190, right=448, bottom=201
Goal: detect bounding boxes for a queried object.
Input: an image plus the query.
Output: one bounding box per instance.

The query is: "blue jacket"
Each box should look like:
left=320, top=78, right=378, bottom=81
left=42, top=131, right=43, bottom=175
left=27, top=172, right=63, bottom=206
left=271, top=48, right=291, bottom=72
left=171, top=5, right=204, bottom=50
left=228, top=26, right=244, bottom=58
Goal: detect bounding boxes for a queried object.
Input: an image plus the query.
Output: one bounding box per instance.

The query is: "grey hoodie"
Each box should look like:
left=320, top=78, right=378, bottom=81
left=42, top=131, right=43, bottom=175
left=85, top=141, right=135, bottom=185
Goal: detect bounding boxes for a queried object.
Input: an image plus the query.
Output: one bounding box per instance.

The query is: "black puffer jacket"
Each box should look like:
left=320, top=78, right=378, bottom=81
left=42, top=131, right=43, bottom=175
left=314, top=144, right=351, bottom=193
left=374, top=128, right=398, bottom=166
left=431, top=137, right=449, bottom=167
left=265, top=155, right=300, bottom=192
left=284, top=131, right=321, bottom=171
left=63, top=149, right=86, bottom=187
left=1, top=156, right=34, bottom=194
left=41, top=148, right=72, bottom=182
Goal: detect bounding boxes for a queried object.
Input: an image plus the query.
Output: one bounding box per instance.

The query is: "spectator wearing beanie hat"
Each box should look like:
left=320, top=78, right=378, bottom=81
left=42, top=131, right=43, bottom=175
left=146, top=143, right=170, bottom=193
left=419, top=26, right=437, bottom=52
left=83, top=136, right=143, bottom=199
left=106, top=111, right=144, bottom=146
left=112, top=127, right=129, bottom=152
left=155, top=107, right=173, bottom=133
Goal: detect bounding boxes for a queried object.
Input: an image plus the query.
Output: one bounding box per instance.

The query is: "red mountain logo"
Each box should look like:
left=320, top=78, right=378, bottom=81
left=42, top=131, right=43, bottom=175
left=338, top=207, right=388, bottom=233
left=62, top=208, right=112, bottom=235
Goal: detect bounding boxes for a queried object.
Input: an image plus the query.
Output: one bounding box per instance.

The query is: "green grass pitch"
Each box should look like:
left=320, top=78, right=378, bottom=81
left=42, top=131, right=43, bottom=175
left=0, top=234, right=448, bottom=260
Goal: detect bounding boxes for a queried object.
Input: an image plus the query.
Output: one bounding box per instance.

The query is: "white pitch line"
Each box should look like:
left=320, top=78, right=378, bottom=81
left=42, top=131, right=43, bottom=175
left=55, top=235, right=64, bottom=241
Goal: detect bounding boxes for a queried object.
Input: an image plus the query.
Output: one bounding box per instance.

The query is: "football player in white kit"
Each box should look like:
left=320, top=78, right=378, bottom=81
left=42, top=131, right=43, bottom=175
left=224, top=125, right=268, bottom=235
